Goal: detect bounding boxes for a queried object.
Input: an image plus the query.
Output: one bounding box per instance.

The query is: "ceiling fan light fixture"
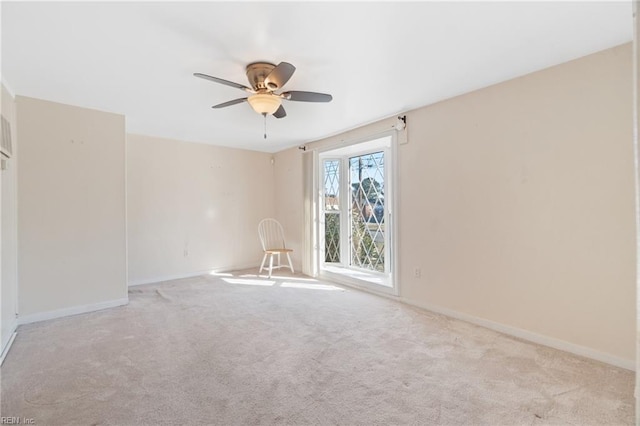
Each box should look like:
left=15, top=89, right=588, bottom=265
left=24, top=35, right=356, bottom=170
left=247, top=93, right=281, bottom=115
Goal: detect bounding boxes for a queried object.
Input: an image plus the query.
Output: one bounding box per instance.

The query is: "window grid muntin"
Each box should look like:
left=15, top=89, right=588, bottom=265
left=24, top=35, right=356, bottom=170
left=349, top=151, right=385, bottom=272
left=323, top=159, right=341, bottom=264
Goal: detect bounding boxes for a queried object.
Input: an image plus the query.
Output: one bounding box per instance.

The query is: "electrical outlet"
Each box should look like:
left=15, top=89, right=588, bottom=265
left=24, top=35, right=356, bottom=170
left=414, top=268, right=421, bottom=278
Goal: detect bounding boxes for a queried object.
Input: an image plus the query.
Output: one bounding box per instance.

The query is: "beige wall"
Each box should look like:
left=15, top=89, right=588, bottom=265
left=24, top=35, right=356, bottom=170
left=126, top=134, right=275, bottom=284
left=279, top=43, right=636, bottom=367
left=632, top=0, right=639, bottom=411
left=274, top=147, right=304, bottom=271
left=1, top=83, right=18, bottom=353
left=17, top=96, right=127, bottom=317
left=400, top=43, right=634, bottom=365
left=4, top=42, right=634, bottom=369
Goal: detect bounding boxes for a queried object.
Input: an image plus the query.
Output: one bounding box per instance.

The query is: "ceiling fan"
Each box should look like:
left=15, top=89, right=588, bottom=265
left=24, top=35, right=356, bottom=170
left=194, top=61, right=332, bottom=119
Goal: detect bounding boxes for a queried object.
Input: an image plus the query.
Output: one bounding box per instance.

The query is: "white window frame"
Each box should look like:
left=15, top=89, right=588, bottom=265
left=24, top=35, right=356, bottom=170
left=317, top=131, right=398, bottom=295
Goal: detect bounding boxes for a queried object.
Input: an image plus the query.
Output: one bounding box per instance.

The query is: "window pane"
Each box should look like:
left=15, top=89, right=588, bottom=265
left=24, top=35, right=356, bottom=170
left=324, top=159, right=341, bottom=264
left=324, top=160, right=340, bottom=211
left=324, top=213, right=340, bottom=263
left=349, top=152, right=384, bottom=272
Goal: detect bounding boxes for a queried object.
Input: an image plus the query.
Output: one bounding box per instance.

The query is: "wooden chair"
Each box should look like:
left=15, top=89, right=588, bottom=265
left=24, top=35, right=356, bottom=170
left=258, top=218, right=294, bottom=278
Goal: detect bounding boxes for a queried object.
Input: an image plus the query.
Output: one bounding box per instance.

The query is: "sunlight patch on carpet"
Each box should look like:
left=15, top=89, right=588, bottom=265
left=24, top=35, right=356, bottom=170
left=222, top=278, right=276, bottom=286
left=281, top=282, right=344, bottom=291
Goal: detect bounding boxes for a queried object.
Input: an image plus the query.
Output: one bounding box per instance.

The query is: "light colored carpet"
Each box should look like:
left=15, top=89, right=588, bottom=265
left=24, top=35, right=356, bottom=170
left=1, top=270, right=634, bottom=425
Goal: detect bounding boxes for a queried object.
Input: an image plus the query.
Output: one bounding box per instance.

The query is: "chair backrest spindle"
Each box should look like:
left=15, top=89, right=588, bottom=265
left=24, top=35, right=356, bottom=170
left=258, top=218, right=287, bottom=251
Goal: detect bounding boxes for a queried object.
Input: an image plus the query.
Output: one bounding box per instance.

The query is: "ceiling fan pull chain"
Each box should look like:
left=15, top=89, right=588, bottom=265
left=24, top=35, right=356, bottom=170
left=263, top=113, right=267, bottom=139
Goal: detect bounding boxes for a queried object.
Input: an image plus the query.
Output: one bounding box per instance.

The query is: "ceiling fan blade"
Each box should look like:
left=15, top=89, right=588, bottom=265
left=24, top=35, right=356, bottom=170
left=212, top=98, right=248, bottom=109
left=273, top=105, right=287, bottom=119
left=283, top=91, right=333, bottom=103
left=194, top=73, right=253, bottom=93
left=264, top=62, right=296, bottom=91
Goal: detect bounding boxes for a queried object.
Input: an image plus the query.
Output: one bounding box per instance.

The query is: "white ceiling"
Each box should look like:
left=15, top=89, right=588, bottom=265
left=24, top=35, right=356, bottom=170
left=1, top=1, right=633, bottom=153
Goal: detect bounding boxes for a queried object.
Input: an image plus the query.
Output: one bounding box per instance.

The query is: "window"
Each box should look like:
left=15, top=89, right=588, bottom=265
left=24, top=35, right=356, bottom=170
left=323, top=159, right=341, bottom=263
left=318, top=134, right=395, bottom=291
left=349, top=151, right=386, bottom=273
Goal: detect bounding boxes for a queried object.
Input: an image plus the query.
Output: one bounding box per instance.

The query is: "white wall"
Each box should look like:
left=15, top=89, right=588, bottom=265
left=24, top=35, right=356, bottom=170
left=1, top=83, right=18, bottom=354
left=126, top=134, right=275, bottom=285
left=17, top=96, right=128, bottom=319
left=277, top=43, right=636, bottom=368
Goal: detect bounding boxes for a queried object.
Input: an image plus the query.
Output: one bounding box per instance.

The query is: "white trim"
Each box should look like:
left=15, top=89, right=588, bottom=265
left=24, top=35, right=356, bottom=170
left=17, top=297, right=129, bottom=326
left=400, top=297, right=635, bottom=371
left=0, top=328, right=17, bottom=366
left=124, top=133, right=130, bottom=298
left=389, top=130, right=399, bottom=296
left=128, top=263, right=260, bottom=286
left=317, top=132, right=397, bottom=292
left=321, top=270, right=398, bottom=297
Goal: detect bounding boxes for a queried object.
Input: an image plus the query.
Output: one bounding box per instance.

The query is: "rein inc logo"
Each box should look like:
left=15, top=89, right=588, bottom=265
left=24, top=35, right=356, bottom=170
left=0, top=418, right=35, bottom=425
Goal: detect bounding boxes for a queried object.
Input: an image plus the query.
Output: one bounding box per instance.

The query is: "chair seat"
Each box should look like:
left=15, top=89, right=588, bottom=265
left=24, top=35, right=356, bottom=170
left=264, top=248, right=293, bottom=254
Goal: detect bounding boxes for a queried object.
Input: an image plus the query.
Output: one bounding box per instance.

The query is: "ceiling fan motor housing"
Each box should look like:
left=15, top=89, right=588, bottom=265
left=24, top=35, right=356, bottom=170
left=194, top=60, right=331, bottom=120
left=246, top=62, right=277, bottom=91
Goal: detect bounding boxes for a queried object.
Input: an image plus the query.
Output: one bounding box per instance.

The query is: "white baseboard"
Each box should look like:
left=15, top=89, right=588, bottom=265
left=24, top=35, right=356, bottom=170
left=17, top=297, right=129, bottom=326
left=128, top=263, right=260, bottom=287
left=400, top=297, right=635, bottom=371
left=281, top=272, right=635, bottom=371
left=320, top=271, right=398, bottom=297
left=0, top=328, right=17, bottom=366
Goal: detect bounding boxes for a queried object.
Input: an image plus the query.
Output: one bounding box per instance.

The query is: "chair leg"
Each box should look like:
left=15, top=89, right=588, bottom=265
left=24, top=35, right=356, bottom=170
left=259, top=253, right=268, bottom=274
left=286, top=253, right=294, bottom=273
left=268, top=254, right=274, bottom=278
